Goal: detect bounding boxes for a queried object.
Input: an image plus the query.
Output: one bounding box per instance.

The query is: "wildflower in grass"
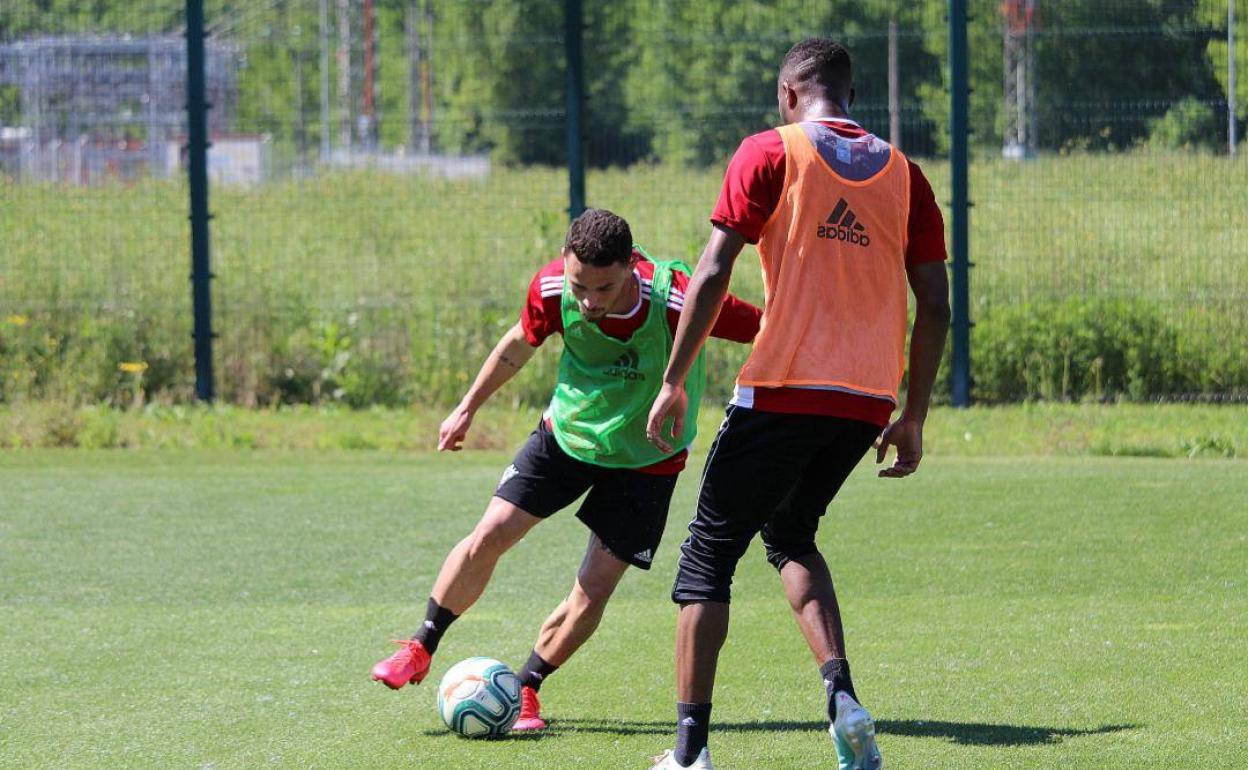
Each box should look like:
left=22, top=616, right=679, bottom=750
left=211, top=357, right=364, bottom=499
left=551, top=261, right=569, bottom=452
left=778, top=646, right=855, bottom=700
left=5, top=314, right=28, bottom=326
left=119, top=361, right=149, bottom=374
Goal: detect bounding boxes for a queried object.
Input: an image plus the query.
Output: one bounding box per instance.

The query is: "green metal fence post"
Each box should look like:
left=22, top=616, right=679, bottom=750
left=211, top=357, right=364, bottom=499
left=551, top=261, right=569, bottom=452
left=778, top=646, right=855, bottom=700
left=949, top=0, right=972, bottom=407
left=565, top=0, right=586, bottom=220
left=186, top=0, right=215, bottom=401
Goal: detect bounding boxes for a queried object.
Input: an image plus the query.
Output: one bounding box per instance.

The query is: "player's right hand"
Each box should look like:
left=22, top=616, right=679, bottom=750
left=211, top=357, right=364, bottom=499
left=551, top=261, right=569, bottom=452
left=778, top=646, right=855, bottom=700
left=646, top=381, right=687, bottom=455
left=438, top=404, right=474, bottom=451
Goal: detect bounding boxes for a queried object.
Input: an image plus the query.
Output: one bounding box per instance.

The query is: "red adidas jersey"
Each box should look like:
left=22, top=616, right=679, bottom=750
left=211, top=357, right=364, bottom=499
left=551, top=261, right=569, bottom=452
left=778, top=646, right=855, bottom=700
left=711, top=119, right=948, bottom=428
left=520, top=254, right=761, bottom=347
left=522, top=253, right=762, bottom=474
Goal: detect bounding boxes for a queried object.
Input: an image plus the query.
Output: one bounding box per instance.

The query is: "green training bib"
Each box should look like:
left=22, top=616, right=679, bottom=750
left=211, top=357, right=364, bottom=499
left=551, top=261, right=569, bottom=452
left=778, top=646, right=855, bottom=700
left=548, top=252, right=706, bottom=468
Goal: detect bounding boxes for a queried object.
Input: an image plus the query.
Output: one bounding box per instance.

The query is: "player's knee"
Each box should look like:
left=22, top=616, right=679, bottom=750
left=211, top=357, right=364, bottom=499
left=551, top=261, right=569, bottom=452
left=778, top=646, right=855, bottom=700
left=573, top=575, right=615, bottom=610
left=574, top=561, right=623, bottom=608
left=467, top=519, right=519, bottom=560
left=670, top=538, right=740, bottom=604
left=763, top=540, right=818, bottom=572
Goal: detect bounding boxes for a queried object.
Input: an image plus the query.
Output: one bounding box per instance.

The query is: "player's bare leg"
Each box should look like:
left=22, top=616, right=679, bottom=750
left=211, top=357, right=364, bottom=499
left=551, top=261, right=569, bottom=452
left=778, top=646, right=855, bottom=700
left=676, top=600, right=729, bottom=704
left=430, top=497, right=542, bottom=613
left=535, top=534, right=630, bottom=664
left=780, top=550, right=880, bottom=770
left=514, top=534, right=631, bottom=730
left=372, top=497, right=541, bottom=689
left=779, top=551, right=846, bottom=662
left=646, top=601, right=728, bottom=768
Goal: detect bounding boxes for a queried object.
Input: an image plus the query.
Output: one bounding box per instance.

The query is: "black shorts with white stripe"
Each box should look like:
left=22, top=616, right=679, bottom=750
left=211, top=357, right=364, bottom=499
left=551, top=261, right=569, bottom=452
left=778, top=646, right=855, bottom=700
left=494, top=419, right=678, bottom=570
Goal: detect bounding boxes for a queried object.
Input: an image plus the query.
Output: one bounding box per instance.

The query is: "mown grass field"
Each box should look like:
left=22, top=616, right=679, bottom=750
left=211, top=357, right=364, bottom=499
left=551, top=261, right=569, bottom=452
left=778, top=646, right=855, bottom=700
left=3, top=153, right=1246, bottom=405
left=2, top=445, right=1246, bottom=769
left=2, top=402, right=1246, bottom=459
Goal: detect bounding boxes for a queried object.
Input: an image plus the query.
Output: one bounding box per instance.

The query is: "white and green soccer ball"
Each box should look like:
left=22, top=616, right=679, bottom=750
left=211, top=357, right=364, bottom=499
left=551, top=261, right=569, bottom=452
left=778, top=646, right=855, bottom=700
left=437, top=657, right=522, bottom=738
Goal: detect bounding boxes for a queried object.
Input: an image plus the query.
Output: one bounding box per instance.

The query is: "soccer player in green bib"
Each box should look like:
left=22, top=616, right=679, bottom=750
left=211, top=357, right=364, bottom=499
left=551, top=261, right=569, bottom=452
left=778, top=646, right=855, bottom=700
left=371, top=208, right=761, bottom=731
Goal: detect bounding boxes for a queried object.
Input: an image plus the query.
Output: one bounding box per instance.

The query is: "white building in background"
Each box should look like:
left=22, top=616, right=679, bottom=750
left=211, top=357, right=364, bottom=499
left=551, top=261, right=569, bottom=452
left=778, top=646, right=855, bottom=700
left=166, top=134, right=270, bottom=187
left=0, top=35, right=238, bottom=184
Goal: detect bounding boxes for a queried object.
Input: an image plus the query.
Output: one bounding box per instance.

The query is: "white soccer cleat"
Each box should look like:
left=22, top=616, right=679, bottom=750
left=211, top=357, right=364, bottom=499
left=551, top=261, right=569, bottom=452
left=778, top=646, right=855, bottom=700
left=830, top=692, right=883, bottom=770
left=648, top=747, right=713, bottom=769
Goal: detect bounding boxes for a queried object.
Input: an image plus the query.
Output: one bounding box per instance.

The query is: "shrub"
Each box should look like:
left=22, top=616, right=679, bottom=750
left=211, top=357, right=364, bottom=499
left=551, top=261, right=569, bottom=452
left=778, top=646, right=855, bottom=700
left=970, top=298, right=1225, bottom=402
left=1148, top=98, right=1221, bottom=152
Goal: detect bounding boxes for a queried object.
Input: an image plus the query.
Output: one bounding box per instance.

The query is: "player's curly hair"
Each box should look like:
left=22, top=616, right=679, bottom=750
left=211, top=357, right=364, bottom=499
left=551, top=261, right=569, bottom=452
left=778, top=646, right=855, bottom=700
left=780, top=38, right=852, bottom=102
left=564, top=208, right=633, bottom=267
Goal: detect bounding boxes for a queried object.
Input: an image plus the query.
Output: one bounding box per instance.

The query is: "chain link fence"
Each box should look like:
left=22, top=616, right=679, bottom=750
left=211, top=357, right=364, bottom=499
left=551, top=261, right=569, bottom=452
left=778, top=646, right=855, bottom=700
left=2, top=1, right=1244, bottom=408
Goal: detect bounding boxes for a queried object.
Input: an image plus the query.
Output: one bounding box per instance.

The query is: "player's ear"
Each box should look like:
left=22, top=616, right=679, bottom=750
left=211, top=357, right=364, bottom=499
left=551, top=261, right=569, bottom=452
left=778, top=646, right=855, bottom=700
left=627, top=250, right=641, bottom=269
left=781, top=80, right=798, bottom=110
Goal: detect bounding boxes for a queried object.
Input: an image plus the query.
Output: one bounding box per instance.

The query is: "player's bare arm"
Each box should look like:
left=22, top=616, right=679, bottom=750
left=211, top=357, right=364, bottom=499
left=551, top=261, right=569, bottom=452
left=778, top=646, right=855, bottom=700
left=439, top=322, right=539, bottom=451
left=646, top=224, right=747, bottom=453
left=876, top=261, right=950, bottom=478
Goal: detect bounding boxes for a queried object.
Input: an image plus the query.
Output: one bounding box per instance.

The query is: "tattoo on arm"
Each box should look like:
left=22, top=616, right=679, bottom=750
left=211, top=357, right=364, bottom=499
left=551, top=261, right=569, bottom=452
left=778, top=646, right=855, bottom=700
left=498, top=353, right=522, bottom=370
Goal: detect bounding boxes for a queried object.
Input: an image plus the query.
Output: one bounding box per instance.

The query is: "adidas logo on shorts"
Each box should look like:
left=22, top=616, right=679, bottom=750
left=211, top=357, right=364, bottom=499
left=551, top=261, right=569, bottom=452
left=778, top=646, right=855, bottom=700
left=497, top=463, right=520, bottom=489
left=633, top=548, right=653, bottom=564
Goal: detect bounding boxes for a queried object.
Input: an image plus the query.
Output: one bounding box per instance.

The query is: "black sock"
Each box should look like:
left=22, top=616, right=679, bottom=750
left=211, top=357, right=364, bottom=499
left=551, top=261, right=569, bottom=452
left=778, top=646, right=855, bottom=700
left=674, top=702, right=712, bottom=767
left=821, top=658, right=858, bottom=721
left=411, top=598, right=458, bottom=655
left=517, top=650, right=559, bottom=692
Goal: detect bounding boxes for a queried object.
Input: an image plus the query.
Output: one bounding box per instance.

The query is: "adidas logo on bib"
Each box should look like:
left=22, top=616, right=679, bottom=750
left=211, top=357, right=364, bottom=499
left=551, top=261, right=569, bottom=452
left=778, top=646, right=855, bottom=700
left=816, top=197, right=870, bottom=247
left=603, top=349, right=645, bottom=381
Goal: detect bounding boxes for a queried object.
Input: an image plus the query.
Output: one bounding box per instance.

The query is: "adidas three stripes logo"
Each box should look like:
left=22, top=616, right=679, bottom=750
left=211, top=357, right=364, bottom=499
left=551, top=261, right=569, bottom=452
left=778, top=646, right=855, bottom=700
left=816, top=197, right=871, bottom=247
left=602, top=349, right=646, bottom=380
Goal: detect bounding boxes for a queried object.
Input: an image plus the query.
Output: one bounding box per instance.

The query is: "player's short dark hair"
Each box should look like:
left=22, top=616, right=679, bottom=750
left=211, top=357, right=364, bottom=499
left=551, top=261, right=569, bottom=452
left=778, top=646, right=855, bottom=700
left=780, top=38, right=852, bottom=102
left=564, top=208, right=633, bottom=267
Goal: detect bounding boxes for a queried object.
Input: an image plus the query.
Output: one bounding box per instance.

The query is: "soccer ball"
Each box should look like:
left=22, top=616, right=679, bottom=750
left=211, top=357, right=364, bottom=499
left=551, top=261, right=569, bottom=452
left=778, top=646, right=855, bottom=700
left=437, top=657, right=522, bottom=738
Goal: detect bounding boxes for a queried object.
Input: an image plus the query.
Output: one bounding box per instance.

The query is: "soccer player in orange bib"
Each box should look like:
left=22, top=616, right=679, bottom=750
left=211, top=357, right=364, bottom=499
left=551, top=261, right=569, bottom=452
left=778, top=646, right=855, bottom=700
left=645, top=39, right=951, bottom=770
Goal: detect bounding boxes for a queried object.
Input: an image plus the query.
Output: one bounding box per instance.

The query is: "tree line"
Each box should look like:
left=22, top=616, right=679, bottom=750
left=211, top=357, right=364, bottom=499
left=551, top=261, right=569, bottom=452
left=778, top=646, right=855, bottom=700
left=1, top=0, right=1242, bottom=165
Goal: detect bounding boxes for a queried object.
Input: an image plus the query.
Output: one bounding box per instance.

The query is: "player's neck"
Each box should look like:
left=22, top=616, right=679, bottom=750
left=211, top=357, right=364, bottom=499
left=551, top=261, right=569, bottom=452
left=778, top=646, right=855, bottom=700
left=603, top=272, right=640, bottom=318
left=799, top=100, right=850, bottom=122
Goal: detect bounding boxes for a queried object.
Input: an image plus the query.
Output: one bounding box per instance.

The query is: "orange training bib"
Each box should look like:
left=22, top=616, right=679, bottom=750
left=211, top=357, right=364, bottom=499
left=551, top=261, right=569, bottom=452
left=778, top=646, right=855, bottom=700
left=736, top=121, right=912, bottom=403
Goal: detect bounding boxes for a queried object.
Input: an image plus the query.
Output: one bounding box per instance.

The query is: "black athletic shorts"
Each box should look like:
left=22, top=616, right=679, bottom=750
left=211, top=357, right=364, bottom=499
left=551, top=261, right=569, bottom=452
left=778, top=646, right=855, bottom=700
left=493, top=419, right=679, bottom=570
left=671, top=405, right=882, bottom=603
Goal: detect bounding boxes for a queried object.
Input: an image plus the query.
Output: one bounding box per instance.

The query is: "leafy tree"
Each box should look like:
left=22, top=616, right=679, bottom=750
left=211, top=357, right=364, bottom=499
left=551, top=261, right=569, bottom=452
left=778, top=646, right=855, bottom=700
left=1198, top=0, right=1246, bottom=125
left=1, top=0, right=1235, bottom=164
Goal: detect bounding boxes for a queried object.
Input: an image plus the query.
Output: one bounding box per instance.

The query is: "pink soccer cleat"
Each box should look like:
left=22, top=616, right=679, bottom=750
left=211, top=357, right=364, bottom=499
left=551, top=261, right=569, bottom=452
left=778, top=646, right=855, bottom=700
left=511, top=685, right=548, bottom=731
left=371, top=639, right=432, bottom=690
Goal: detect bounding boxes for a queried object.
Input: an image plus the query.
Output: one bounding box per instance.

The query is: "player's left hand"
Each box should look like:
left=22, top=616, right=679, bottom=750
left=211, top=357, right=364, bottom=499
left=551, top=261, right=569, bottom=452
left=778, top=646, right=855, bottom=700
left=875, top=414, right=923, bottom=478
left=646, top=382, right=687, bottom=454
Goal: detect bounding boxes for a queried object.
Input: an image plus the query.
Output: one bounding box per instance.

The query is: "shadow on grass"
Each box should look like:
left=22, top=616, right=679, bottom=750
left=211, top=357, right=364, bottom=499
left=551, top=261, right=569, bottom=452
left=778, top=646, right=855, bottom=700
left=876, top=720, right=1138, bottom=746
left=421, top=719, right=1137, bottom=746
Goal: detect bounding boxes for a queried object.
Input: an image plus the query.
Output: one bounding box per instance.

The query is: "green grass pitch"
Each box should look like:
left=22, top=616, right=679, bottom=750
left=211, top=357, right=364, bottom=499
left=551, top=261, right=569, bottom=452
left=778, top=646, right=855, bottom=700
left=2, top=449, right=1245, bottom=768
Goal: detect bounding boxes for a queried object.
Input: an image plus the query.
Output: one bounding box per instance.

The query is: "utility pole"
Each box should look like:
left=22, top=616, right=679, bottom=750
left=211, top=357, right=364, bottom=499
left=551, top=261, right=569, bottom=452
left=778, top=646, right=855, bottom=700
left=362, top=0, right=377, bottom=148
left=337, top=0, right=352, bottom=150
left=407, top=0, right=433, bottom=154
left=406, top=0, right=421, bottom=153
left=422, top=1, right=434, bottom=154
left=292, top=17, right=306, bottom=167
left=319, top=0, right=331, bottom=162
left=1232, top=0, right=1239, bottom=156
left=1003, top=0, right=1036, bottom=159
left=888, top=18, right=901, bottom=148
